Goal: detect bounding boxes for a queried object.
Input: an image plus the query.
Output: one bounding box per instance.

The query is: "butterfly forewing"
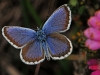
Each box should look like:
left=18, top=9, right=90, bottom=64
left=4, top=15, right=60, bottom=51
left=47, top=33, right=72, bottom=59
left=2, top=26, right=37, bottom=48
left=20, top=40, right=45, bottom=65
left=42, top=4, right=71, bottom=35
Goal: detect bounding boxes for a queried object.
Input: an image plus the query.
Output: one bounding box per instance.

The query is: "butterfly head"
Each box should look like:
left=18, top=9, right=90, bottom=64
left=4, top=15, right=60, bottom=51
left=37, top=30, right=46, bottom=42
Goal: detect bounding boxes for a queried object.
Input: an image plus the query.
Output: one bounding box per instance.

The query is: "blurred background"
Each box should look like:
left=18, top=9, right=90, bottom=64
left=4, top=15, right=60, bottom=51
left=0, top=0, right=100, bottom=75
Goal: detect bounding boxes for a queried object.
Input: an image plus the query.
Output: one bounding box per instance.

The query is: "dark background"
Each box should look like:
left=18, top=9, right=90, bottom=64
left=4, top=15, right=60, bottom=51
left=0, top=0, right=100, bottom=75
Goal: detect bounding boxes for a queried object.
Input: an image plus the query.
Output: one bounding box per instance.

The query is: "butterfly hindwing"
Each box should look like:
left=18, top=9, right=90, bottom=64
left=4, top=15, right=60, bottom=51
left=47, top=33, right=72, bottom=59
left=42, top=4, right=71, bottom=35
left=20, top=40, right=45, bottom=65
left=2, top=26, right=37, bottom=48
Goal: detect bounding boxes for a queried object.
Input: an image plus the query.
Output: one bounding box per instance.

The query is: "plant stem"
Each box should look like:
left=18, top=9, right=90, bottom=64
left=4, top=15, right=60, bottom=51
left=34, top=63, right=41, bottom=75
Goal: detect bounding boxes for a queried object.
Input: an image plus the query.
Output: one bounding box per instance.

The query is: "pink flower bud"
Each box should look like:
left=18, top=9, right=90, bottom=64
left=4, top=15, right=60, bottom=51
left=89, top=65, right=98, bottom=70
left=88, top=17, right=100, bottom=30
left=84, top=27, right=100, bottom=41
left=87, top=59, right=98, bottom=66
left=91, top=70, right=100, bottom=75
left=95, top=10, right=100, bottom=20
left=85, top=39, right=100, bottom=50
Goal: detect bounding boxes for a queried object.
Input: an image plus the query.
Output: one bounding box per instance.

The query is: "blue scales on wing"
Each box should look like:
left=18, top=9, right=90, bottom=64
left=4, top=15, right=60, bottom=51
left=42, top=4, right=71, bottom=35
left=2, top=26, right=37, bottom=48
left=47, top=33, right=72, bottom=59
left=42, top=4, right=72, bottom=60
left=20, top=40, right=45, bottom=64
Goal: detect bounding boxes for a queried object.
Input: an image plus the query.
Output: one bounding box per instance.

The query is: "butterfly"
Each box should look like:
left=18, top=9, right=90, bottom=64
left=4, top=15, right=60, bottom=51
left=2, top=4, right=72, bottom=65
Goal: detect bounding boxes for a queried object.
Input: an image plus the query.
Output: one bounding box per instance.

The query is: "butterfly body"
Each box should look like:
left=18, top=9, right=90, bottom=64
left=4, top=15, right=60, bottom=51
left=37, top=30, right=46, bottom=42
left=36, top=30, right=51, bottom=60
left=2, top=4, right=72, bottom=65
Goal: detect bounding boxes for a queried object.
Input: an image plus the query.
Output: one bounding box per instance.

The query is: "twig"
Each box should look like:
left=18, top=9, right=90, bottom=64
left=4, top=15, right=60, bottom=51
left=34, top=63, right=41, bottom=75
left=66, top=54, right=85, bottom=61
left=1, top=59, right=22, bottom=75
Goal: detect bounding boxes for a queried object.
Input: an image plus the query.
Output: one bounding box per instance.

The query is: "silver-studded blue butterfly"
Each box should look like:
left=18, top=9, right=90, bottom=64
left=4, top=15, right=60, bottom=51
left=2, top=4, right=72, bottom=65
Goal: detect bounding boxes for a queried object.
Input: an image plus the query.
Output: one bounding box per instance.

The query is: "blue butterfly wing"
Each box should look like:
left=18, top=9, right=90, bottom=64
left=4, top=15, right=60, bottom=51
left=20, top=40, right=44, bottom=65
left=47, top=33, right=72, bottom=59
left=42, top=4, right=71, bottom=35
left=2, top=26, right=37, bottom=48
